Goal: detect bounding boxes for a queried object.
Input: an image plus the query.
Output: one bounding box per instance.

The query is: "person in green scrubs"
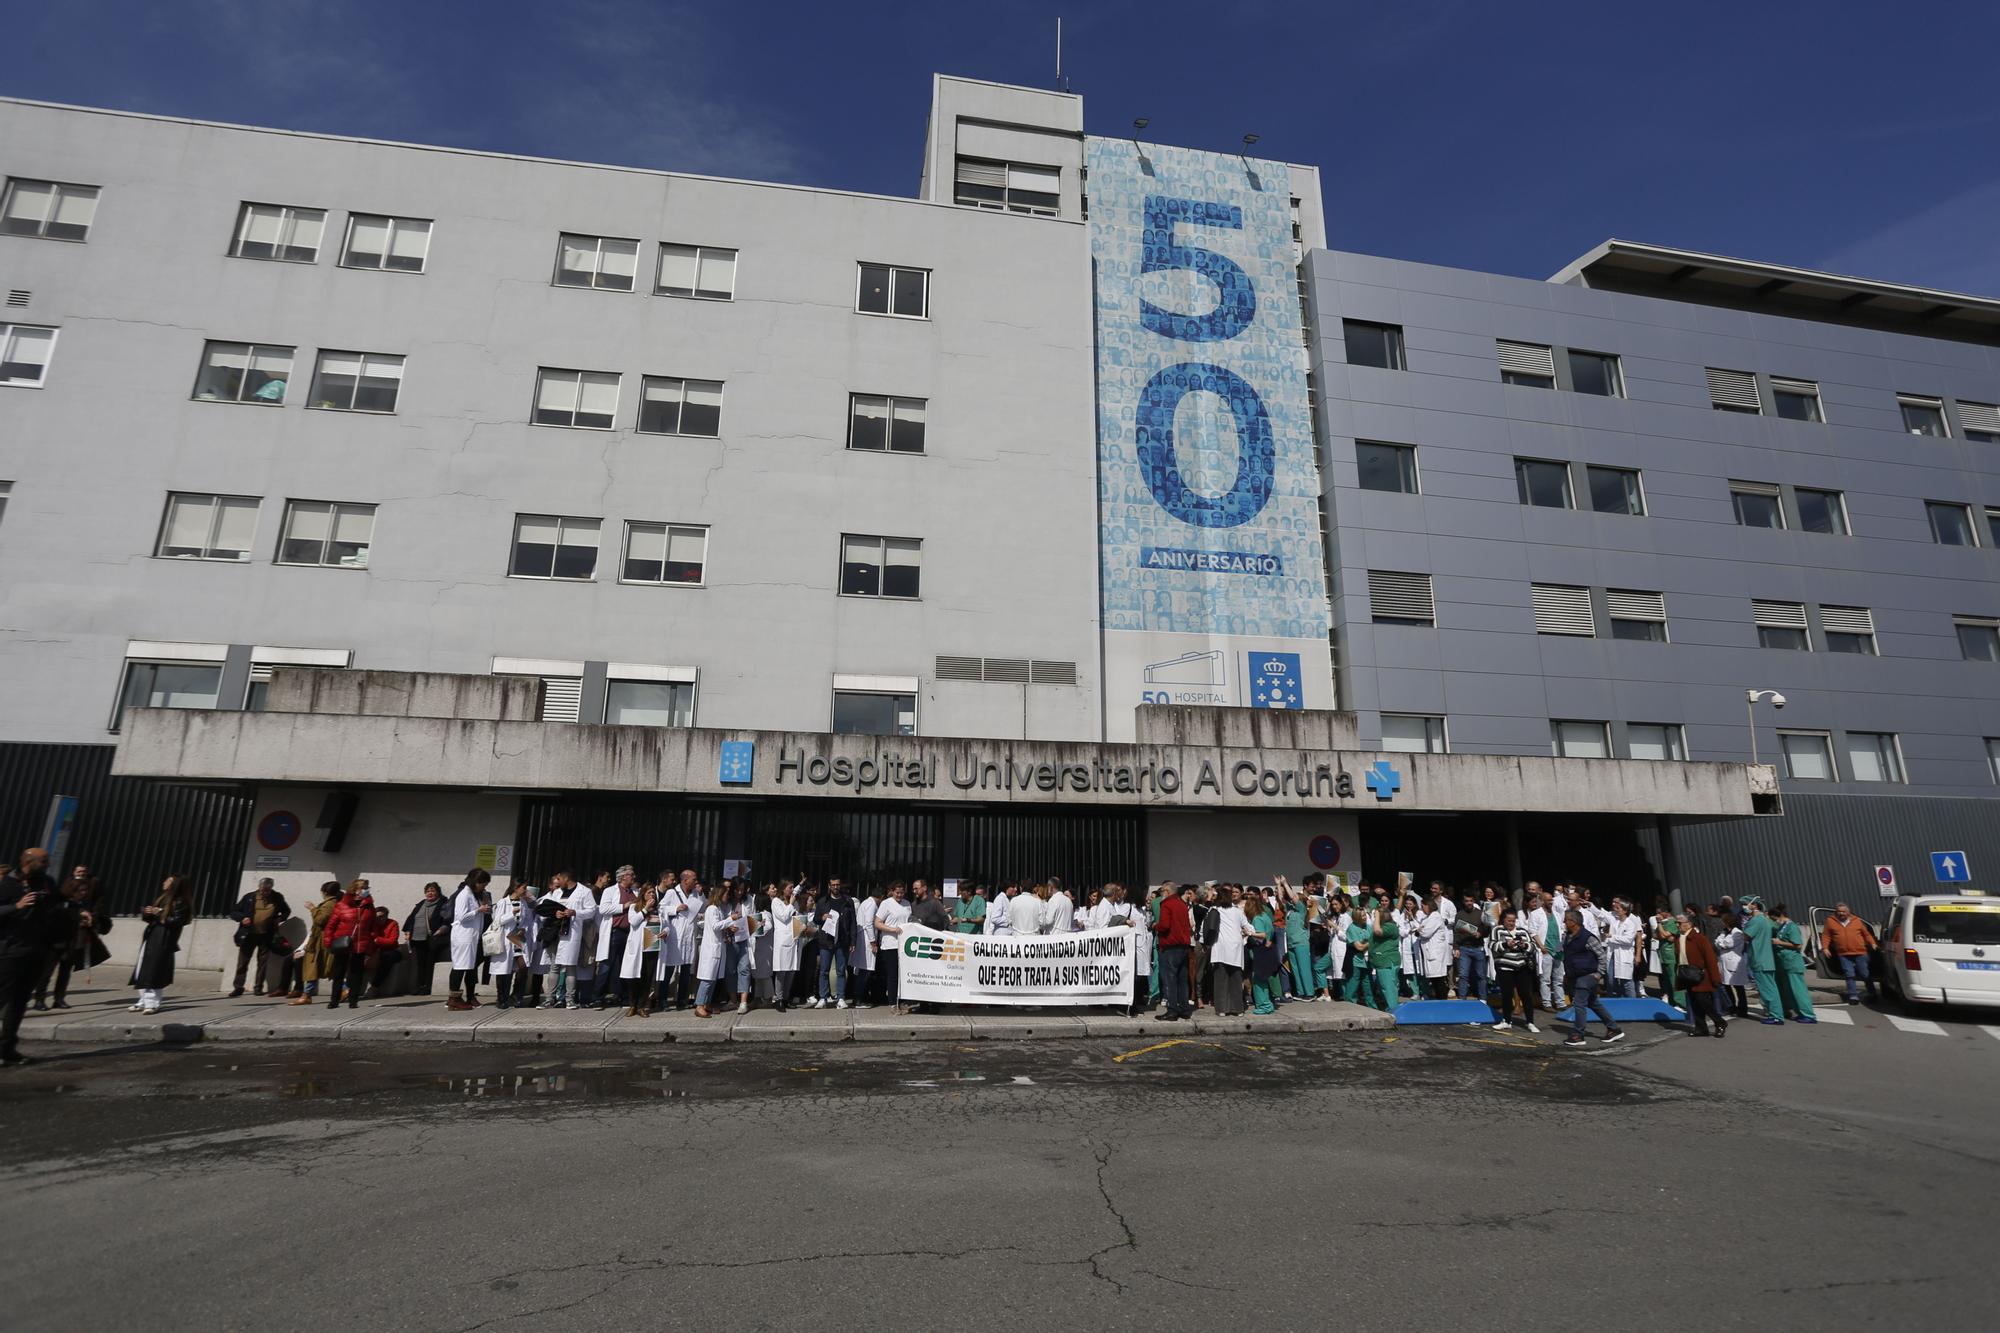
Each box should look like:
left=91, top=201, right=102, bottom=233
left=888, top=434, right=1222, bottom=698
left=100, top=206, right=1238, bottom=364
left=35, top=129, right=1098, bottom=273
left=1367, top=906, right=1402, bottom=1013
left=951, top=883, right=987, bottom=934
left=1650, top=907, right=1685, bottom=1010
left=1342, top=905, right=1373, bottom=1005
left=1278, top=878, right=1315, bottom=1000
left=1770, top=903, right=1818, bottom=1023
left=1740, top=899, right=1785, bottom=1024
left=1245, top=892, right=1280, bottom=1014
left=1309, top=893, right=1335, bottom=998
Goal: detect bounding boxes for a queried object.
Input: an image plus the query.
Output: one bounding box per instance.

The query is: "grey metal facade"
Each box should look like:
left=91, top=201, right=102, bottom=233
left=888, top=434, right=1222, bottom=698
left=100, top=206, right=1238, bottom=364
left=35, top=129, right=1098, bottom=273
left=1307, top=249, right=2000, bottom=804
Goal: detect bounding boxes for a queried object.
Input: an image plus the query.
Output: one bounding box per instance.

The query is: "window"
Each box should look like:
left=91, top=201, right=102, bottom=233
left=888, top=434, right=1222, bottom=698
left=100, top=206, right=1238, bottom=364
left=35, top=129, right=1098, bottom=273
left=339, top=213, right=432, bottom=272
left=309, top=351, right=403, bottom=413
left=656, top=243, right=736, bottom=300
left=554, top=233, right=638, bottom=290
left=156, top=492, right=259, bottom=561
left=1956, top=617, right=2000, bottom=663
left=1958, top=400, right=2000, bottom=444
left=278, top=500, right=374, bottom=568
left=1551, top=720, right=1610, bottom=759
left=1, top=178, right=98, bottom=241
left=1771, top=377, right=1822, bottom=422
left=1355, top=442, right=1418, bottom=494
left=1820, top=605, right=1876, bottom=655
left=638, top=376, right=722, bottom=436
left=1753, top=599, right=1810, bottom=650
left=1343, top=321, right=1405, bottom=370
left=605, top=678, right=695, bottom=728
left=621, top=522, right=707, bottom=585
left=1987, top=506, right=2000, bottom=548
left=1845, top=732, right=1905, bottom=783
left=1532, top=584, right=1595, bottom=636
left=1381, top=714, right=1447, bottom=754
left=1515, top=458, right=1573, bottom=509
left=0, top=323, right=56, bottom=387
left=1730, top=480, right=1785, bottom=529
left=1899, top=395, right=1948, bottom=437
left=1706, top=367, right=1761, bottom=414
left=192, top=341, right=292, bottom=404
left=840, top=534, right=921, bottom=598
left=954, top=158, right=1061, bottom=215
left=230, top=202, right=324, bottom=262
left=1606, top=589, right=1667, bottom=642
left=848, top=394, right=927, bottom=454
left=1496, top=339, right=1554, bottom=388
left=493, top=659, right=585, bottom=721
left=245, top=647, right=349, bottom=711
left=1567, top=349, right=1623, bottom=398
left=857, top=263, right=929, bottom=318
left=1586, top=465, right=1644, bottom=515
left=1988, top=737, right=2000, bottom=784
left=1627, top=723, right=1686, bottom=762
left=533, top=368, right=619, bottom=429
left=1367, top=569, right=1434, bottom=625
left=1795, top=487, right=1848, bottom=535
left=1927, top=500, right=1978, bottom=547
left=832, top=689, right=917, bottom=736
left=115, top=661, right=222, bottom=730
left=509, top=514, right=600, bottom=580
left=1777, top=731, right=1834, bottom=781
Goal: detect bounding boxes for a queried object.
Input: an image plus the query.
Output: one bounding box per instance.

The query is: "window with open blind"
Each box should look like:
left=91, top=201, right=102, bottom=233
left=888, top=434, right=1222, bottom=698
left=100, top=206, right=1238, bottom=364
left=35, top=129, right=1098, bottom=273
left=1707, top=367, right=1762, bottom=413
left=1496, top=339, right=1555, bottom=387
left=1532, top=583, right=1595, bottom=636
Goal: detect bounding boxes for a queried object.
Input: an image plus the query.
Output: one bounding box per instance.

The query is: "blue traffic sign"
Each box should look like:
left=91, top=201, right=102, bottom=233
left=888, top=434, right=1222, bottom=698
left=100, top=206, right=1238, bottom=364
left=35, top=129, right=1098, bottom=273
left=1932, top=851, right=1972, bottom=883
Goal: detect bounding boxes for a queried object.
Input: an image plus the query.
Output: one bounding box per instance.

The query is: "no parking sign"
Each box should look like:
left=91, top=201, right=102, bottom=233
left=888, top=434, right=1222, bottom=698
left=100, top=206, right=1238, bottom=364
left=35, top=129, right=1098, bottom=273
left=1874, top=864, right=1897, bottom=898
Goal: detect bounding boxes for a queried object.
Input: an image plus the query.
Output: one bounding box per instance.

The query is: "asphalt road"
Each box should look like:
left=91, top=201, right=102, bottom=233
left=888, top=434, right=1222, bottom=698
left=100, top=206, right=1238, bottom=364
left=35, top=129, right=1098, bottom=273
left=4, top=1001, right=1997, bottom=1331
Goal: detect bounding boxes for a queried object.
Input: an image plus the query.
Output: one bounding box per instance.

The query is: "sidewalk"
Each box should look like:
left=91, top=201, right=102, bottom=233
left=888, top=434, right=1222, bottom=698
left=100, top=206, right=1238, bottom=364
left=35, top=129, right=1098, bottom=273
left=16, top=986, right=1395, bottom=1046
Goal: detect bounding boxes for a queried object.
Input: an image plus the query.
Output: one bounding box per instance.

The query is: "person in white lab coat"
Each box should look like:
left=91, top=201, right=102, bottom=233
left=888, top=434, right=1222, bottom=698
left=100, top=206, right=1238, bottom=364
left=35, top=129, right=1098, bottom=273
left=1414, top=894, right=1452, bottom=999
left=1124, top=897, right=1151, bottom=1016
left=1082, top=887, right=1108, bottom=931
left=545, top=871, right=597, bottom=1010
left=618, top=885, right=659, bottom=1017
left=873, top=882, right=911, bottom=1011
left=985, top=883, right=1016, bottom=936
left=1523, top=886, right=1562, bottom=1010
left=694, top=888, right=748, bottom=1017
left=490, top=882, right=529, bottom=1009
left=1605, top=899, right=1643, bottom=997
left=1046, top=880, right=1076, bottom=935
left=1714, top=910, right=1751, bottom=1018
left=1394, top=896, right=1420, bottom=999
left=654, top=871, right=700, bottom=1012
left=766, top=883, right=801, bottom=1012
left=445, top=868, right=489, bottom=1010
left=595, top=867, right=636, bottom=1010
left=851, top=887, right=878, bottom=1006
left=1209, top=888, right=1250, bottom=1016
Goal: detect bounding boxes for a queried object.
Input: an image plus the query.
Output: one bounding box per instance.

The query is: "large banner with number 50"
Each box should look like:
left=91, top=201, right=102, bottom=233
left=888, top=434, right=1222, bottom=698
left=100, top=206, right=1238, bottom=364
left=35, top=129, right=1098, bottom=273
left=1086, top=139, right=1335, bottom=739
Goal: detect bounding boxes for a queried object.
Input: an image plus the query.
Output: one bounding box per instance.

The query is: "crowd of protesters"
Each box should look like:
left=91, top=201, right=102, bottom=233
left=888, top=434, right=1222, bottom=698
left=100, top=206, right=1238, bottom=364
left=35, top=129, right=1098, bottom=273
left=0, top=845, right=1874, bottom=1066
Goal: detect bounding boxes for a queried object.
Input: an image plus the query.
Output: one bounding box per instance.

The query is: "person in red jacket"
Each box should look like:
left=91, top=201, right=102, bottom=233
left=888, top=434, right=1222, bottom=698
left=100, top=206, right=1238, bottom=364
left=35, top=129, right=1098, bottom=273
left=321, top=880, right=372, bottom=1009
left=360, top=904, right=402, bottom=999
left=1153, top=881, right=1196, bottom=1022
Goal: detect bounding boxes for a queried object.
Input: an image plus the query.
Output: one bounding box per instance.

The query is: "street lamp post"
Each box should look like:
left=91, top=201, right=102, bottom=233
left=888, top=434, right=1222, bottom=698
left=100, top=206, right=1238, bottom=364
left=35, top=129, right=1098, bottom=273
left=1745, top=689, right=1787, bottom=767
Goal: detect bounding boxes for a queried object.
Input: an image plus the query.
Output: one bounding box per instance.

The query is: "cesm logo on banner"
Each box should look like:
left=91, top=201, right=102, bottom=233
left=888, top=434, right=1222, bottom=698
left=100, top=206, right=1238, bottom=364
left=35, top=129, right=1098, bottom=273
left=896, top=925, right=1134, bottom=1007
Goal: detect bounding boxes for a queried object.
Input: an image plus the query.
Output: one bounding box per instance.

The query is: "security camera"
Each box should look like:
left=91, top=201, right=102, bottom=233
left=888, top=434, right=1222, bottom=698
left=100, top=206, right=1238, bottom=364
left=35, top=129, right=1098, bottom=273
left=1770, top=694, right=1786, bottom=709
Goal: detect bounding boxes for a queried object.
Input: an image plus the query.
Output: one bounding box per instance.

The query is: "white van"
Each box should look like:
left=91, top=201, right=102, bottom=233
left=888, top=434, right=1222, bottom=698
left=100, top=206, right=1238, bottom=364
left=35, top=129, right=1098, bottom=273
left=1880, top=893, right=2000, bottom=1010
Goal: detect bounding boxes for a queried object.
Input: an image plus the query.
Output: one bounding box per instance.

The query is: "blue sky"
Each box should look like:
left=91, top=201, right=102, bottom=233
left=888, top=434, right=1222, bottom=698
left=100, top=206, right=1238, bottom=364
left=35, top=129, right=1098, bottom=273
left=7, top=0, right=1999, bottom=292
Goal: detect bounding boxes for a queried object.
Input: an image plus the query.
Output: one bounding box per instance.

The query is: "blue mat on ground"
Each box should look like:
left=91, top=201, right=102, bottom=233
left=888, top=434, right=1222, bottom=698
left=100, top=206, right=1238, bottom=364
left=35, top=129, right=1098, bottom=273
left=1393, top=999, right=1500, bottom=1025
left=1550, top=998, right=1686, bottom=1023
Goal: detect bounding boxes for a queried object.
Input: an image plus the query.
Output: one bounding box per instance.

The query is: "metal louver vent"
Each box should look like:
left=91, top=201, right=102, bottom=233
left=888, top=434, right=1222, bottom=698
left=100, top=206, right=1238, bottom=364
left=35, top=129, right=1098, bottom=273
left=539, top=677, right=582, bottom=723
left=1532, top=584, right=1596, bottom=635
left=4, top=290, right=27, bottom=308
left=247, top=664, right=275, bottom=684
left=1368, top=570, right=1434, bottom=624
left=1751, top=600, right=1809, bottom=629
left=1496, top=339, right=1556, bottom=379
left=933, top=656, right=1078, bottom=686
left=1604, top=589, right=1665, bottom=621
left=1820, top=605, right=1874, bottom=634
left=1706, top=367, right=1762, bottom=411
left=1958, top=400, right=2000, bottom=434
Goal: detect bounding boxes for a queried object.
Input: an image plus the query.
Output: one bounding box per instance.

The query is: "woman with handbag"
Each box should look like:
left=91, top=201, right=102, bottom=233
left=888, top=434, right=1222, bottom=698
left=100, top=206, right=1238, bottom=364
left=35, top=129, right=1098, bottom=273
left=129, top=875, right=194, bottom=1014
left=1676, top=909, right=1726, bottom=1038
left=321, top=880, right=372, bottom=1009
left=618, top=885, right=661, bottom=1017
left=292, top=881, right=341, bottom=1005
left=489, top=881, right=528, bottom=1010
left=444, top=869, right=489, bottom=1011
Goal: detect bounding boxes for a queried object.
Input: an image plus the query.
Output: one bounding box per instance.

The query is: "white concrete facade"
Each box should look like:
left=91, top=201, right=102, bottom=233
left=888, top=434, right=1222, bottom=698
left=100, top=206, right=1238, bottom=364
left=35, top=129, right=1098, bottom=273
left=0, top=77, right=1103, bottom=747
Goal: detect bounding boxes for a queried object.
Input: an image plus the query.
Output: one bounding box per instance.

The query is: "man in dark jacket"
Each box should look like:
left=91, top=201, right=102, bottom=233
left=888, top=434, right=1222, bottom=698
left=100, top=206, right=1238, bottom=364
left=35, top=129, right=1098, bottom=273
left=230, top=878, right=292, bottom=996
left=0, top=847, right=61, bottom=1067
left=1561, top=910, right=1624, bottom=1048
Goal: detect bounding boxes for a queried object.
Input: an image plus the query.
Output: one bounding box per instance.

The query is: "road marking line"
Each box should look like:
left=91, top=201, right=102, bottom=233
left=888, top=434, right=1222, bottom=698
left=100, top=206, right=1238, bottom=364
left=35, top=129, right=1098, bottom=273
left=1111, top=1037, right=1223, bottom=1063
left=1981, top=1027, right=2000, bottom=1045
left=1886, top=1015, right=1947, bottom=1036
left=1812, top=1008, right=1854, bottom=1025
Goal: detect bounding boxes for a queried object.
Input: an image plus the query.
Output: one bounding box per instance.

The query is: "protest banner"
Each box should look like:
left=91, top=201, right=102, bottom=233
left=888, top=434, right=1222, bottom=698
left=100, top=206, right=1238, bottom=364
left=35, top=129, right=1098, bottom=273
left=894, top=924, right=1134, bottom=1007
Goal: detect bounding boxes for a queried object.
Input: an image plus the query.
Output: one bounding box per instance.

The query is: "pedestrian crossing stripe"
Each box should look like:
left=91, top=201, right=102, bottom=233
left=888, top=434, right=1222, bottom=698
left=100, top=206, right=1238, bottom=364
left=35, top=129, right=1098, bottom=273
left=1984, top=1027, right=2000, bottom=1044
left=1885, top=1014, right=1947, bottom=1036
left=1811, top=1008, right=1854, bottom=1025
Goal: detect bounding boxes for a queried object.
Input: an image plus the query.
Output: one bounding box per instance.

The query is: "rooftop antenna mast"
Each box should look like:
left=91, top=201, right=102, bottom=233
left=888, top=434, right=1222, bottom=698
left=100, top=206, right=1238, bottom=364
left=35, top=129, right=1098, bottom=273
left=1056, top=16, right=1070, bottom=92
